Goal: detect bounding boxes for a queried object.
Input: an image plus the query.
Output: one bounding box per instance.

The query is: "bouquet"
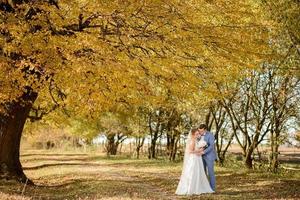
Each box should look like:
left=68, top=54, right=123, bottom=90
left=196, top=137, right=208, bottom=149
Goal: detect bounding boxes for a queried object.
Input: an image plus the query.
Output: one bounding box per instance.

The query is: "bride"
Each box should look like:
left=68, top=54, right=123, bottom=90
left=175, top=128, right=214, bottom=195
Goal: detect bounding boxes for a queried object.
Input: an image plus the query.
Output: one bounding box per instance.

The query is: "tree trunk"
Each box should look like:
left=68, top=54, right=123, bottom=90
left=245, top=155, right=253, bottom=169
left=0, top=90, right=37, bottom=184
left=148, top=139, right=157, bottom=159
left=135, top=137, right=145, bottom=159
left=106, top=134, right=119, bottom=156
left=167, top=132, right=180, bottom=161
left=270, top=144, right=279, bottom=172
left=148, top=131, right=159, bottom=159
left=218, top=155, right=225, bottom=166
left=269, top=130, right=280, bottom=172
left=167, top=135, right=174, bottom=158
left=169, top=137, right=179, bottom=161
left=136, top=146, right=140, bottom=159
left=245, top=147, right=254, bottom=169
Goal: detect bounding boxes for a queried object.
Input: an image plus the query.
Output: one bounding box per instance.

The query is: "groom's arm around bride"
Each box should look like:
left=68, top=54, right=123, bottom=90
left=203, top=132, right=215, bottom=156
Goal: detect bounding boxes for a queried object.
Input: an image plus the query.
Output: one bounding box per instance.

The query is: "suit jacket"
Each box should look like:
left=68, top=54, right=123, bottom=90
left=202, top=131, right=217, bottom=161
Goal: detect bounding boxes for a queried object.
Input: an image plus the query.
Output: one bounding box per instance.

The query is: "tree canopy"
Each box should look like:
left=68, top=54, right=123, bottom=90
left=1, top=0, right=271, bottom=117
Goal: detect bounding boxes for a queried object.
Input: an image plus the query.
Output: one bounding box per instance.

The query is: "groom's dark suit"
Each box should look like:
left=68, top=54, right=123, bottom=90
left=202, top=131, right=216, bottom=191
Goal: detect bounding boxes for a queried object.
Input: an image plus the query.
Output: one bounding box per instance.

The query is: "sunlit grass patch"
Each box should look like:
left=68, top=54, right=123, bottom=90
left=0, top=192, right=31, bottom=200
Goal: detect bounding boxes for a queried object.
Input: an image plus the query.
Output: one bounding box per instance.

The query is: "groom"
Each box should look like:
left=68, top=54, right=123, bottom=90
left=197, top=124, right=216, bottom=191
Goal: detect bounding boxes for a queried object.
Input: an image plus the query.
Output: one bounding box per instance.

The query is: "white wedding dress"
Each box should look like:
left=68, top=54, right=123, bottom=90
left=175, top=135, right=214, bottom=195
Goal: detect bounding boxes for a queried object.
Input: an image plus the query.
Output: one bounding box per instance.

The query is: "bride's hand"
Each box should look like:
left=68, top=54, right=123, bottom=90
left=197, top=148, right=205, bottom=155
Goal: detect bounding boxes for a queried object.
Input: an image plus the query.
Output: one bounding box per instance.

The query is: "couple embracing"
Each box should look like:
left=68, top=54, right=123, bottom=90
left=176, top=124, right=216, bottom=195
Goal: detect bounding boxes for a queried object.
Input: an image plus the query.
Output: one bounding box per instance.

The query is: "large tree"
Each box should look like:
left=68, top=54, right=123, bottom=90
left=0, top=0, right=270, bottom=183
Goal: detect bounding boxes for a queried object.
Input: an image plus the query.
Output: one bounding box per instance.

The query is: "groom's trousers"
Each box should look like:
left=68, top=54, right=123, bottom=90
left=203, top=158, right=216, bottom=191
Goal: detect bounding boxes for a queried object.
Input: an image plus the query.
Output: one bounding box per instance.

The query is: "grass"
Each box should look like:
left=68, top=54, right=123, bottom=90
left=0, top=149, right=299, bottom=200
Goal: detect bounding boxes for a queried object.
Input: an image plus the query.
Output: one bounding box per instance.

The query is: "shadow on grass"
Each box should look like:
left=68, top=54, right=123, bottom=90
left=21, top=156, right=102, bottom=163
left=1, top=178, right=170, bottom=200
left=215, top=171, right=300, bottom=199
left=23, top=160, right=178, bottom=171
left=21, top=153, right=89, bottom=157
left=4, top=152, right=298, bottom=200
left=21, top=154, right=180, bottom=171
left=23, top=162, right=103, bottom=170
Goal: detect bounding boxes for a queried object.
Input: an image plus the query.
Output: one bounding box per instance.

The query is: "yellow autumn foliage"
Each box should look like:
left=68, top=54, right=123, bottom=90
left=0, top=0, right=272, bottom=118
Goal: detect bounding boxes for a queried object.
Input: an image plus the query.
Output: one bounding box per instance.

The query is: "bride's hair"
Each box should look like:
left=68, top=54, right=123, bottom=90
left=191, top=128, right=198, bottom=136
